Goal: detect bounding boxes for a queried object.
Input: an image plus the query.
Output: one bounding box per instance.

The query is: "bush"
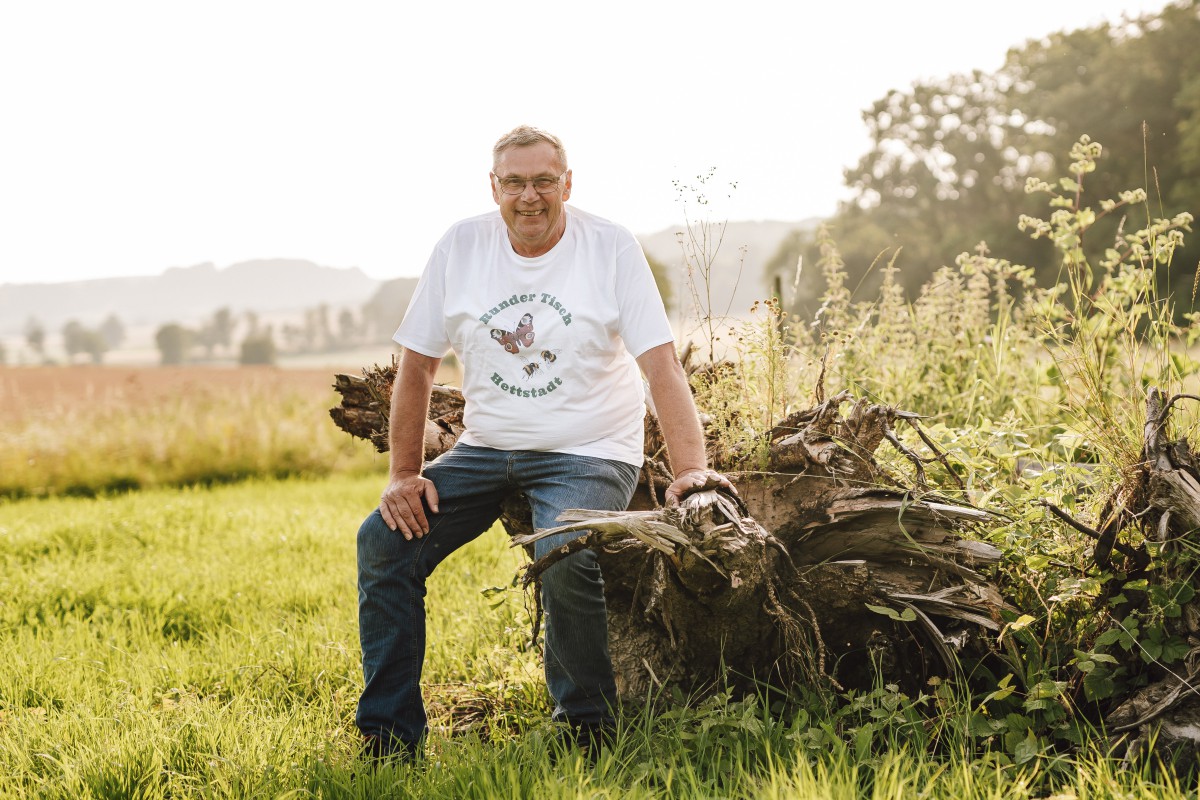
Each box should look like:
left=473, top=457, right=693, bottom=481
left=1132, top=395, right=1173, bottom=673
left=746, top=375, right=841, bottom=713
left=239, top=332, right=277, bottom=366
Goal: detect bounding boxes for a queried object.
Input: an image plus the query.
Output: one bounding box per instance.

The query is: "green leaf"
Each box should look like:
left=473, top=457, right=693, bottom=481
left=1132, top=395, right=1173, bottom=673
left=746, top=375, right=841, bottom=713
left=982, top=680, right=1016, bottom=705
left=855, top=723, right=875, bottom=761
left=866, top=604, right=915, bottom=622
left=970, top=712, right=1003, bottom=737
left=1161, top=637, right=1191, bottom=663
left=1028, top=680, right=1065, bottom=700
left=480, top=586, right=508, bottom=607
left=1174, top=583, right=1196, bottom=604
left=1025, top=554, right=1051, bottom=570
left=1083, top=670, right=1116, bottom=701
left=1013, top=730, right=1042, bottom=765
left=1004, top=713, right=1033, bottom=730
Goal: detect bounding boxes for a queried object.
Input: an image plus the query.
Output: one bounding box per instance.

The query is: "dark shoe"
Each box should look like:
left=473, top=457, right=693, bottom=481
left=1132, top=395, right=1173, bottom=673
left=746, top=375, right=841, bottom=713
left=361, top=733, right=422, bottom=766
left=552, top=721, right=613, bottom=764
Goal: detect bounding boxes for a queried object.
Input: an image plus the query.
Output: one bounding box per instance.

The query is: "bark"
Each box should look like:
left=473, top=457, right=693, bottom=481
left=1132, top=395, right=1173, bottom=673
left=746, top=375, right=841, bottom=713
left=331, top=362, right=1009, bottom=700
left=1080, top=389, right=1200, bottom=766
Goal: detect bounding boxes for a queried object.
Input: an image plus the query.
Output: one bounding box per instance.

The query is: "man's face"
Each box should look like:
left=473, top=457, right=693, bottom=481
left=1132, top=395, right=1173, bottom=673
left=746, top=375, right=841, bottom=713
left=491, top=142, right=572, bottom=258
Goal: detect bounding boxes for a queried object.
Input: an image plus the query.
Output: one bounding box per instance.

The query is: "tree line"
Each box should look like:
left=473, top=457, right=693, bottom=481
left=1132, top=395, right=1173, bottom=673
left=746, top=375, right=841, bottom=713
left=152, top=303, right=386, bottom=366
left=9, top=300, right=399, bottom=367
left=768, top=0, right=1200, bottom=315
left=16, top=314, right=126, bottom=365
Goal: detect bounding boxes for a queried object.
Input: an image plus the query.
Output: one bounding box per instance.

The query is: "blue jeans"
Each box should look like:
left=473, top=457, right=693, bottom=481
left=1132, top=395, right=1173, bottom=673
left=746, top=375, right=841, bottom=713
left=355, top=443, right=640, bottom=749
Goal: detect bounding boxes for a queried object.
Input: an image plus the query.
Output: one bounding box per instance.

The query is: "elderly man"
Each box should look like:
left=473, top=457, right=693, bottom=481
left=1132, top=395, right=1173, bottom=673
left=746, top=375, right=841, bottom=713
left=355, top=125, right=734, bottom=760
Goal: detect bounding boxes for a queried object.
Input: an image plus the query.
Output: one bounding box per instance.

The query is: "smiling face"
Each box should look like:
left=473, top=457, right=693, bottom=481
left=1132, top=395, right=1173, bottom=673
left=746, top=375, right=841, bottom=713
left=491, top=141, right=572, bottom=258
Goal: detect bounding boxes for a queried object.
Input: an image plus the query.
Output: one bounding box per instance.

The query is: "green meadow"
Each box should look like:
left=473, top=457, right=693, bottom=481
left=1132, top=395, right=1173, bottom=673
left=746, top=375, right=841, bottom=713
left=4, top=476, right=1199, bottom=799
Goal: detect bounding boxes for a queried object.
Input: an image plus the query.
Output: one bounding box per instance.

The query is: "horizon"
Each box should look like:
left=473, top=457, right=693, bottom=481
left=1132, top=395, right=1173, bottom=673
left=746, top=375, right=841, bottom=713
left=0, top=215, right=824, bottom=288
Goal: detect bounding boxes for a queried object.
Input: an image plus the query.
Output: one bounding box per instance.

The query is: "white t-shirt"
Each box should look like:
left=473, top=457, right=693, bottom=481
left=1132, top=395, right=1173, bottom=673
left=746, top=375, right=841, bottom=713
left=394, top=205, right=674, bottom=466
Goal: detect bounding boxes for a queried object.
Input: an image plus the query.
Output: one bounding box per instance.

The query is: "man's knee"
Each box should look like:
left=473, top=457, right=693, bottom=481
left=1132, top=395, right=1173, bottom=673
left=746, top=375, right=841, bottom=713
left=540, top=547, right=603, bottom=601
left=358, top=508, right=390, bottom=543
left=358, top=508, right=410, bottom=571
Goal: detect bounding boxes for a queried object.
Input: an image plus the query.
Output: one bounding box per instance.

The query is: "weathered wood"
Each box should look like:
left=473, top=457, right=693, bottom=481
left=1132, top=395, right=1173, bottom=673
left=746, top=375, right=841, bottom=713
left=1088, top=389, right=1200, bottom=763
left=330, top=364, right=465, bottom=454
left=330, top=365, right=1007, bottom=698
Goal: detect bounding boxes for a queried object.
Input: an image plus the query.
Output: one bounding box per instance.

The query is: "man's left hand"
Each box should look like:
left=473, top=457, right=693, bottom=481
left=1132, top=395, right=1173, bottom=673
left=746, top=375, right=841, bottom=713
left=665, top=468, right=737, bottom=507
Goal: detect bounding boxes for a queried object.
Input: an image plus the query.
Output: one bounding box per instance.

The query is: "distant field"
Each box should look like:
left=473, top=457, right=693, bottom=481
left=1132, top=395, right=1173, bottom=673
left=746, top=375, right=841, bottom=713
left=0, top=365, right=340, bottom=421
left=0, top=365, right=389, bottom=498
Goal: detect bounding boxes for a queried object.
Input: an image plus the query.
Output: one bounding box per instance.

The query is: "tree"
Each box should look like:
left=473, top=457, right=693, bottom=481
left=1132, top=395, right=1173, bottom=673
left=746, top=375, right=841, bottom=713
left=60, top=321, right=110, bottom=367
left=337, top=307, right=360, bottom=348
left=24, top=317, right=45, bottom=362
left=155, top=323, right=194, bottom=365
left=770, top=1, right=1200, bottom=315
left=317, top=304, right=334, bottom=351
left=194, top=307, right=238, bottom=359
left=79, top=329, right=108, bottom=364
left=195, top=322, right=219, bottom=359
left=62, top=320, right=87, bottom=362
left=239, top=326, right=277, bottom=365
left=1009, top=3, right=1200, bottom=211
left=61, top=320, right=109, bottom=364
left=280, top=322, right=305, bottom=353
left=98, top=313, right=126, bottom=350
left=210, top=307, right=235, bottom=354
left=243, top=310, right=260, bottom=338
left=769, top=69, right=1056, bottom=313
left=1005, top=2, right=1200, bottom=277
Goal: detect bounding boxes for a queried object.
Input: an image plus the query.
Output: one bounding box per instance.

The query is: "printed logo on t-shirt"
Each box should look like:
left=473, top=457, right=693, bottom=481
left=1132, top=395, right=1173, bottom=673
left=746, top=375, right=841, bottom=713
left=477, top=292, right=574, bottom=399
left=489, top=313, right=535, bottom=354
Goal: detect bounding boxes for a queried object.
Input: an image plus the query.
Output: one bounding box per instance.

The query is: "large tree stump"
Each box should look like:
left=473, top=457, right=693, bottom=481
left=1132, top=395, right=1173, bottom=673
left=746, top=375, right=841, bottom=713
left=331, top=364, right=1007, bottom=699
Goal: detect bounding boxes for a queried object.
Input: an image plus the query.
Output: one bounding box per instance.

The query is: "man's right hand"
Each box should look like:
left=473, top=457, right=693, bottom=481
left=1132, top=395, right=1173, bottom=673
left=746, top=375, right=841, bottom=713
left=379, top=473, right=440, bottom=540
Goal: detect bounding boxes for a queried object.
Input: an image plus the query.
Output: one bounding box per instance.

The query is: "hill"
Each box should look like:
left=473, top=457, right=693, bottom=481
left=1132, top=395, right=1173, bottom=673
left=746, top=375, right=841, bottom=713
left=0, top=259, right=381, bottom=335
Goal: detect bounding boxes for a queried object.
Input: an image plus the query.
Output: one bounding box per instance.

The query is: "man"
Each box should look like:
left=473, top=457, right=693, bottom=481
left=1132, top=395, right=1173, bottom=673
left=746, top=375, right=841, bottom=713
left=355, top=125, right=734, bottom=760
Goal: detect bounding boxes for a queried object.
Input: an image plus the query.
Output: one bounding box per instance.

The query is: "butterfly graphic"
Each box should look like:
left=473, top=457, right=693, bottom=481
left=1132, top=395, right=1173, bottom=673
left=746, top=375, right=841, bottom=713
left=490, top=313, right=535, bottom=355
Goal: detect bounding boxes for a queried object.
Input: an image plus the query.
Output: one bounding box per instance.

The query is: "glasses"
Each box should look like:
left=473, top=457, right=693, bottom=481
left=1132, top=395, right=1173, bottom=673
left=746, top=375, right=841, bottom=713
left=492, top=172, right=567, bottom=195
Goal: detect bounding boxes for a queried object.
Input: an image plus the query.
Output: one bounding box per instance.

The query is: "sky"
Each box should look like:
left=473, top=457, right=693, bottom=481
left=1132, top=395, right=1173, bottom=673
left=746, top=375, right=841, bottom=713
left=0, top=0, right=1176, bottom=287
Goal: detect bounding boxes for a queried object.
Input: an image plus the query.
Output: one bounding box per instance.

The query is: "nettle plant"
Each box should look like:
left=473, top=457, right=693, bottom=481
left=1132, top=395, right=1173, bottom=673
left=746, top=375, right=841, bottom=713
left=944, top=137, right=1197, bottom=755
left=1020, top=134, right=1196, bottom=467
left=683, top=136, right=1200, bottom=762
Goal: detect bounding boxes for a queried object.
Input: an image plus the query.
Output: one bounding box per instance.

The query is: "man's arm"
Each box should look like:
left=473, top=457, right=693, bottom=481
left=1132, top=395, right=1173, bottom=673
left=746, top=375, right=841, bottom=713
left=636, top=342, right=736, bottom=506
left=378, top=347, right=443, bottom=539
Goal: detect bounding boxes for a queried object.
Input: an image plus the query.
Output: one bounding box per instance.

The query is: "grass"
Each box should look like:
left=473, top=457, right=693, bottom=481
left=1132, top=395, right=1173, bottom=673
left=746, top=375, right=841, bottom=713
left=2, top=476, right=1199, bottom=798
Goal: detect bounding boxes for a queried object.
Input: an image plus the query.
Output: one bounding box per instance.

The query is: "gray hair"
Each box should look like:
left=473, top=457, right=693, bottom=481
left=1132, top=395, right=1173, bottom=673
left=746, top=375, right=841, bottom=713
left=492, top=126, right=568, bottom=172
